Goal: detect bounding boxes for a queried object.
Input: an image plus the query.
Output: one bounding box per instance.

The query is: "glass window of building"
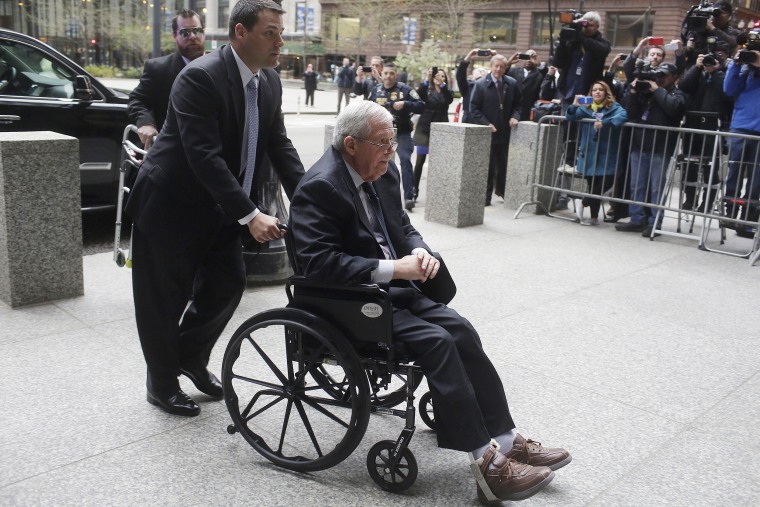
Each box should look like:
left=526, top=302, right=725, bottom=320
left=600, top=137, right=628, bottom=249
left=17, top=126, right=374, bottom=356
left=606, top=12, right=654, bottom=47
left=327, top=15, right=362, bottom=45
left=217, top=0, right=229, bottom=29
left=531, top=13, right=561, bottom=46
left=422, top=13, right=450, bottom=43
left=474, top=13, right=517, bottom=46
left=382, top=17, right=405, bottom=43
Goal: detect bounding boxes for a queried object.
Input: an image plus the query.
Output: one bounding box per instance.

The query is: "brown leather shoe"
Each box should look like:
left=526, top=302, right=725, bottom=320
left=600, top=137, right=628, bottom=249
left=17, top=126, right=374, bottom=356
left=473, top=446, right=554, bottom=503
left=505, top=433, right=572, bottom=471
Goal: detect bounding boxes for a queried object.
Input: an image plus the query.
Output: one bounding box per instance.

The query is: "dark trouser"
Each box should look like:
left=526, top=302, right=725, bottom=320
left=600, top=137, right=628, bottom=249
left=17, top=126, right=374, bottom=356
left=725, top=131, right=760, bottom=221
left=487, top=142, right=508, bottom=202
left=609, top=129, right=632, bottom=216
left=582, top=175, right=614, bottom=219
left=337, top=87, right=351, bottom=112
left=390, top=287, right=514, bottom=451
left=305, top=88, right=315, bottom=106
left=562, top=106, right=579, bottom=167
left=681, top=128, right=719, bottom=211
left=413, top=153, right=426, bottom=197
left=131, top=213, right=246, bottom=395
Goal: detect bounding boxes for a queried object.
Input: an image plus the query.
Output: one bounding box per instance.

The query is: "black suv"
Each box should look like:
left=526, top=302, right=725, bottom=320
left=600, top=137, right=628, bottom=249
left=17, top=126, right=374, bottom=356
left=0, top=29, right=128, bottom=211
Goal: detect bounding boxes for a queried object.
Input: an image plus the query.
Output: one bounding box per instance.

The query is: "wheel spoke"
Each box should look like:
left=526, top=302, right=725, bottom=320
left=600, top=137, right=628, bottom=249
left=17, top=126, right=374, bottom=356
left=244, top=390, right=285, bottom=421
left=292, top=398, right=324, bottom=457
left=277, top=399, right=294, bottom=454
left=231, top=373, right=286, bottom=392
left=298, top=392, right=352, bottom=428
left=246, top=335, right=289, bottom=385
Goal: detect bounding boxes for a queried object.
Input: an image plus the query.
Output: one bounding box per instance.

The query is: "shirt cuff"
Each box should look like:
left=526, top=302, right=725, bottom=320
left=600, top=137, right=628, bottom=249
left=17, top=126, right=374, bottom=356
left=371, top=259, right=394, bottom=284
left=238, top=208, right=260, bottom=226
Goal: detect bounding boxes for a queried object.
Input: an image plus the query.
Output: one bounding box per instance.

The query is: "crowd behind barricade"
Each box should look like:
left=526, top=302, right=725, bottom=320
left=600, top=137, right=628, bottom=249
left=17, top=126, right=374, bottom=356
left=341, top=0, right=759, bottom=242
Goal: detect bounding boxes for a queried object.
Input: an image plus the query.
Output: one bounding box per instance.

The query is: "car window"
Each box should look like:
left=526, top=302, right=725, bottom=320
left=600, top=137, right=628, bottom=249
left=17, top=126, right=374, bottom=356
left=0, top=40, right=75, bottom=99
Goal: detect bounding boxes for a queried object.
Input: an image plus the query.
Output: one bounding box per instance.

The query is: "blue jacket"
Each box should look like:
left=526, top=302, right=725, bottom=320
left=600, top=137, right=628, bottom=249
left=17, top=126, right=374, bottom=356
left=724, top=60, right=760, bottom=134
left=565, top=101, right=628, bottom=177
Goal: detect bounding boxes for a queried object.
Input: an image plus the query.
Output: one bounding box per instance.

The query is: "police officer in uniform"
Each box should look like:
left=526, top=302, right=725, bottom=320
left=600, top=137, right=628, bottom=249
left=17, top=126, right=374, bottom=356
left=368, top=62, right=424, bottom=210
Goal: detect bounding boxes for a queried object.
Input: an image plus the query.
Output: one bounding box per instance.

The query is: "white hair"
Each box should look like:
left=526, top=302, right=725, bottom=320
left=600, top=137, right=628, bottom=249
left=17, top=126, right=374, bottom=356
left=332, top=101, right=393, bottom=152
left=582, top=11, right=601, bottom=27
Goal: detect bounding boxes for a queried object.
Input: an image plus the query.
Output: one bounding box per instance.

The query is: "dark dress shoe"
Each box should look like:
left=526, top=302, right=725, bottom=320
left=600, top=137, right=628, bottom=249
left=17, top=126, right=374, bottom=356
left=615, top=221, right=646, bottom=232
left=180, top=366, right=223, bottom=398
left=603, top=213, right=629, bottom=223
left=147, top=389, right=200, bottom=417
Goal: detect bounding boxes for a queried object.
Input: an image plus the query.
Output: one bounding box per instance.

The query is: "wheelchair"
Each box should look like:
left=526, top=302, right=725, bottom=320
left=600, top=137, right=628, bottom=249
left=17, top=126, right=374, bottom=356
left=222, top=226, right=439, bottom=492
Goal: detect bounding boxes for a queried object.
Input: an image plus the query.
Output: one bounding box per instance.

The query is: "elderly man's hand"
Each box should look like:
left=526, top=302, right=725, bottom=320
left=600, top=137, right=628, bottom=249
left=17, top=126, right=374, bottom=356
left=393, top=251, right=440, bottom=282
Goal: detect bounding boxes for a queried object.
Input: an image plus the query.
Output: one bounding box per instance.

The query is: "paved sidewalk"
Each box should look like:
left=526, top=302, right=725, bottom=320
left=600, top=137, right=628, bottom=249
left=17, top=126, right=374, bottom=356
left=2, top=201, right=759, bottom=506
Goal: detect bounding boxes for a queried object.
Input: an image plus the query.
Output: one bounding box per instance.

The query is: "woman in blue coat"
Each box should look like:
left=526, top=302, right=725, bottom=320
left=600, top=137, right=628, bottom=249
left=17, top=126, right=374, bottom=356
left=565, top=81, right=628, bottom=225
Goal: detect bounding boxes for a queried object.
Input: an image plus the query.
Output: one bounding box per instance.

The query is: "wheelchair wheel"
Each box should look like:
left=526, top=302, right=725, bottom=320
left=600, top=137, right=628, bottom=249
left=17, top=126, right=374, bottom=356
left=311, top=364, right=421, bottom=409
left=222, top=308, right=371, bottom=472
left=367, top=440, right=418, bottom=492
left=418, top=391, right=435, bottom=431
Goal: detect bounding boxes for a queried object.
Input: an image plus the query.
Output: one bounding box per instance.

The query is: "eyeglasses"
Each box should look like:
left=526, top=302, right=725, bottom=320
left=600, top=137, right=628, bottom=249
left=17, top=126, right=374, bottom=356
left=177, top=27, right=204, bottom=38
left=355, top=137, right=398, bottom=152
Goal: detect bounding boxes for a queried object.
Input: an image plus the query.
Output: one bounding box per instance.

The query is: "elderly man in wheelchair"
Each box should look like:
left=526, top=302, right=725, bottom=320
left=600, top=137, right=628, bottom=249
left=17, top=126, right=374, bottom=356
left=221, top=101, right=571, bottom=503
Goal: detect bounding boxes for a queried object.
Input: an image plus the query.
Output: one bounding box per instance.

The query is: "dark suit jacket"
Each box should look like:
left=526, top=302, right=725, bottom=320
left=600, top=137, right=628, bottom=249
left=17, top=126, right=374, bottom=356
left=289, top=148, right=428, bottom=286
left=126, top=44, right=304, bottom=253
left=469, top=73, right=522, bottom=145
left=128, top=51, right=186, bottom=131
left=508, top=66, right=547, bottom=121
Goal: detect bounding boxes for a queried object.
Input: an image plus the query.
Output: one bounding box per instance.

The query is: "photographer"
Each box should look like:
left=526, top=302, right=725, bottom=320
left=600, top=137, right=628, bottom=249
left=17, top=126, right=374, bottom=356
left=616, top=63, right=687, bottom=236
left=722, top=43, right=760, bottom=238
left=507, top=49, right=548, bottom=121
left=678, top=52, right=731, bottom=212
left=456, top=48, right=493, bottom=123
left=413, top=67, right=454, bottom=199
left=623, top=37, right=687, bottom=81
left=553, top=11, right=611, bottom=106
left=354, top=56, right=383, bottom=100
left=552, top=11, right=611, bottom=209
left=367, top=61, right=424, bottom=210
left=681, top=0, right=740, bottom=68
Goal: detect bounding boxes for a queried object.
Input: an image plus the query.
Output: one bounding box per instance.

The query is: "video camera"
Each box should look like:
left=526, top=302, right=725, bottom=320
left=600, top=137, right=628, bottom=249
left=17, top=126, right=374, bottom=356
left=684, top=1, right=721, bottom=33
left=633, top=58, right=657, bottom=91
left=558, top=11, right=587, bottom=44
left=738, top=29, right=760, bottom=64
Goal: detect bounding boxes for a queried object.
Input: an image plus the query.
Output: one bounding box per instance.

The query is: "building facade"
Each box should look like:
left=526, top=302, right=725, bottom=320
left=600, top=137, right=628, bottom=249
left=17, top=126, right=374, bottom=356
left=2, top=0, right=759, bottom=72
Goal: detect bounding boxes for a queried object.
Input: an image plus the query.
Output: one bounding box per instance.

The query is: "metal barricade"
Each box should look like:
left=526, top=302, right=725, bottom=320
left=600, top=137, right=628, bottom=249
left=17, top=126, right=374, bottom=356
left=515, top=116, right=760, bottom=265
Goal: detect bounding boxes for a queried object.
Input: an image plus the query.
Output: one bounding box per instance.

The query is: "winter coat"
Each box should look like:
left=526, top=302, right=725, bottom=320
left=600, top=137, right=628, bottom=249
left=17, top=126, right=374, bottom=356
left=565, top=101, right=628, bottom=176
left=413, top=81, right=454, bottom=147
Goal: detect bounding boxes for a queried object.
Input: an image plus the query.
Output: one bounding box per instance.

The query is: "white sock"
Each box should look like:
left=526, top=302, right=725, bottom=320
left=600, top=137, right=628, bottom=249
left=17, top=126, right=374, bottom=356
left=468, top=440, right=495, bottom=462
left=493, top=429, right=517, bottom=451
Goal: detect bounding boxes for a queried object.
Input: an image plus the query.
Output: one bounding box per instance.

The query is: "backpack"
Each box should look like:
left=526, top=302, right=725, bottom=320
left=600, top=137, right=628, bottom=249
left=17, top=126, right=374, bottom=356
left=531, top=100, right=562, bottom=124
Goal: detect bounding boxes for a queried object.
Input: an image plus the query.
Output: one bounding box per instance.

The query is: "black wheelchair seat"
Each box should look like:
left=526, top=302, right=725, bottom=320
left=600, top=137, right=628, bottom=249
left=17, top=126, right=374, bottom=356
left=286, top=276, right=412, bottom=360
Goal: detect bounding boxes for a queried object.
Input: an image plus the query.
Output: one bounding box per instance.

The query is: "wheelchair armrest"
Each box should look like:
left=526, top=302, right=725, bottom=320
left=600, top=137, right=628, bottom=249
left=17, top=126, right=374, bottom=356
left=286, top=276, right=390, bottom=305
left=285, top=276, right=394, bottom=349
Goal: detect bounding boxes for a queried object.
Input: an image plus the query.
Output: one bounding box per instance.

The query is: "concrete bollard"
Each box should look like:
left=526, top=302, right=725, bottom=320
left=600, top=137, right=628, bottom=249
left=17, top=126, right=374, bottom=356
left=324, top=124, right=334, bottom=151
left=425, top=122, right=492, bottom=227
left=505, top=121, right=566, bottom=213
left=0, top=132, right=83, bottom=307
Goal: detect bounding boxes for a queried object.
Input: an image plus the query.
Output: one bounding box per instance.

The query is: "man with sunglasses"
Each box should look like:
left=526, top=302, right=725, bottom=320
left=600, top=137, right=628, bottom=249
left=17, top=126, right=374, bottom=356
left=128, top=9, right=206, bottom=149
